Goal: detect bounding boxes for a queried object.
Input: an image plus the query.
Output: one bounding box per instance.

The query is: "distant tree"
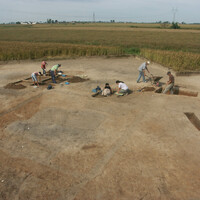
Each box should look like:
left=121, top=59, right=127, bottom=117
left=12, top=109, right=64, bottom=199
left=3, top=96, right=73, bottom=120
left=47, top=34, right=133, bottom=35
left=55, top=20, right=58, bottom=23
left=171, top=22, right=180, bottom=29
left=16, top=21, right=21, bottom=24
left=47, top=19, right=52, bottom=23
left=181, top=21, right=186, bottom=24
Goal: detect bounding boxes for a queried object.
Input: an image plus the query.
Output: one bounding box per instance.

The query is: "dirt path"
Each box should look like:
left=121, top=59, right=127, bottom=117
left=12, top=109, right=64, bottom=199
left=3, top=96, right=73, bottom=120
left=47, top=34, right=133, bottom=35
left=0, top=57, right=200, bottom=200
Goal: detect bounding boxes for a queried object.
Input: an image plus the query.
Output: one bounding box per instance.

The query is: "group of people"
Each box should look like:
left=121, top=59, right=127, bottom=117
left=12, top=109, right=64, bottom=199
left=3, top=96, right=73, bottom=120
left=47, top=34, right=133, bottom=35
left=136, top=61, right=175, bottom=94
left=31, top=60, right=174, bottom=95
left=31, top=61, right=62, bottom=86
left=100, top=81, right=129, bottom=97
left=100, top=61, right=174, bottom=96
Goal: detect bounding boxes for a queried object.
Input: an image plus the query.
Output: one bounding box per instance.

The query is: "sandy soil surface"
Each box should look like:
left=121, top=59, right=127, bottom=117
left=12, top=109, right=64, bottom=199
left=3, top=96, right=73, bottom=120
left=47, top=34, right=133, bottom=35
left=0, top=56, right=200, bottom=200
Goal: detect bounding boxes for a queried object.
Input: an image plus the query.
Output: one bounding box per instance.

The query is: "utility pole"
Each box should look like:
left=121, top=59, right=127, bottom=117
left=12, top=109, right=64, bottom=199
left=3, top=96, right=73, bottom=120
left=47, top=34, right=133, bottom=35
left=172, top=8, right=178, bottom=23
left=93, top=12, right=95, bottom=23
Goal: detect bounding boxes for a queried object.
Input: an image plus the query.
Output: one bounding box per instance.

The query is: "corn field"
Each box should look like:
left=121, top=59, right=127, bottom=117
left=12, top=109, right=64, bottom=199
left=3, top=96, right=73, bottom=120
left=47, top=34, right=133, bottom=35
left=0, top=41, right=124, bottom=61
left=0, top=23, right=200, bottom=71
left=140, top=49, right=200, bottom=71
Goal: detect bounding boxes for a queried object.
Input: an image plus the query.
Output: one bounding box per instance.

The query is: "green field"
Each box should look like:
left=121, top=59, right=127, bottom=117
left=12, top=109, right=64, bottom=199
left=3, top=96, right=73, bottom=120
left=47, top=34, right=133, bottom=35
left=0, top=23, right=200, bottom=71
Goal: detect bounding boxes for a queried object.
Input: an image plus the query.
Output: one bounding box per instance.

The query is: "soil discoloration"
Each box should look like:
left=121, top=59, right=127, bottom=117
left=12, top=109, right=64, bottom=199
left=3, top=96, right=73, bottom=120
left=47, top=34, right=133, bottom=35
left=4, top=83, right=26, bottom=89
left=67, top=76, right=89, bottom=83
left=141, top=86, right=155, bottom=92
left=82, top=144, right=99, bottom=150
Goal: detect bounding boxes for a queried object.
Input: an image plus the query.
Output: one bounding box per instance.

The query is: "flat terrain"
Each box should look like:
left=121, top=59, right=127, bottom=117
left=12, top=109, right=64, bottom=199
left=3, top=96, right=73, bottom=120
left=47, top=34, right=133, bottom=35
left=0, top=57, right=200, bottom=200
left=1, top=23, right=199, bottom=72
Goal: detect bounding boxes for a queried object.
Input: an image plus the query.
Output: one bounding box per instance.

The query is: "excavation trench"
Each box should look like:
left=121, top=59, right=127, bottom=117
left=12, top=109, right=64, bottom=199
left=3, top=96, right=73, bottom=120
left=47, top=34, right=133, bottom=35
left=155, top=86, right=198, bottom=97
left=184, top=113, right=200, bottom=131
left=4, top=75, right=89, bottom=89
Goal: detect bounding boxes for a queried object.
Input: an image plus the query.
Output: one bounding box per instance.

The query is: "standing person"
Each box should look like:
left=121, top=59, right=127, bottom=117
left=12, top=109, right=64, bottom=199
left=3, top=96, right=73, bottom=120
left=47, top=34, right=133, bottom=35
left=137, top=61, right=151, bottom=83
left=116, top=80, right=129, bottom=95
left=163, top=71, right=175, bottom=94
left=31, top=72, right=41, bottom=87
left=50, top=64, right=61, bottom=83
left=41, top=61, right=48, bottom=75
left=102, top=83, right=113, bottom=96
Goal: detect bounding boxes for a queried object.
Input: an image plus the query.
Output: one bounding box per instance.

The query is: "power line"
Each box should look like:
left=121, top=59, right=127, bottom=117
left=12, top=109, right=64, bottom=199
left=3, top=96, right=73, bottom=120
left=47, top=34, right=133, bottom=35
left=172, top=8, right=178, bottom=22
left=93, top=12, right=95, bottom=22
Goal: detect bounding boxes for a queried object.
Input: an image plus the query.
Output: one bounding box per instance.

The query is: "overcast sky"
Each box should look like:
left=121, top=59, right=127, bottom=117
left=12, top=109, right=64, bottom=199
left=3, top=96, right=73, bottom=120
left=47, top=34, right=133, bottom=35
left=0, top=0, right=199, bottom=23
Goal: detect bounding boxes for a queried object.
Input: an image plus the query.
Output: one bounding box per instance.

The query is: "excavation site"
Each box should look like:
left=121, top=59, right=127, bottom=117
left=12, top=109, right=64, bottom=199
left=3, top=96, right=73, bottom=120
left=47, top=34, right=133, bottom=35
left=0, top=57, right=200, bottom=200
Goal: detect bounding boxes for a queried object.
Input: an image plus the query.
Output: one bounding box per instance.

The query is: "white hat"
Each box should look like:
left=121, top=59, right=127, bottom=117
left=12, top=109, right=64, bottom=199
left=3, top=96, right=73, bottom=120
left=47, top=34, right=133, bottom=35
left=147, top=61, right=150, bottom=64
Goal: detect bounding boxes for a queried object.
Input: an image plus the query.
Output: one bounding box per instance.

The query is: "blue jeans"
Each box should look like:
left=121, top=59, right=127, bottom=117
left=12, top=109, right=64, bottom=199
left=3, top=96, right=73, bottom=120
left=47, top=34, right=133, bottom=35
left=50, top=70, right=56, bottom=83
left=42, top=68, right=46, bottom=75
left=137, top=71, right=146, bottom=83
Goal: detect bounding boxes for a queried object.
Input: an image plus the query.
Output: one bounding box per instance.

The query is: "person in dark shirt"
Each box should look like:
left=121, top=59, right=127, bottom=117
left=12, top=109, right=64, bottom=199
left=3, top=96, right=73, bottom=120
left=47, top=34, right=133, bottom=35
left=163, top=71, right=175, bottom=94
left=102, top=83, right=113, bottom=96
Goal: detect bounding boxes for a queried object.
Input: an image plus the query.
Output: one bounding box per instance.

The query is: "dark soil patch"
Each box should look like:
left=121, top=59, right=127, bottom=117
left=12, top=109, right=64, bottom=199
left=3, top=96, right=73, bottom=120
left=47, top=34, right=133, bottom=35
left=37, top=77, right=67, bottom=85
left=4, top=83, right=26, bottom=90
left=155, top=87, right=163, bottom=93
left=40, top=76, right=88, bottom=85
left=82, top=144, right=98, bottom=150
left=67, top=76, right=89, bottom=83
left=141, top=87, right=155, bottom=92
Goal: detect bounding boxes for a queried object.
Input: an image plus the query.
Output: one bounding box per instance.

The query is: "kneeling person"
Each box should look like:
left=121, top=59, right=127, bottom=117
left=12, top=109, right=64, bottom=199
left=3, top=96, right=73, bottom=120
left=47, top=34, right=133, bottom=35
left=163, top=71, right=174, bottom=94
left=116, top=80, right=129, bottom=95
left=102, top=83, right=113, bottom=96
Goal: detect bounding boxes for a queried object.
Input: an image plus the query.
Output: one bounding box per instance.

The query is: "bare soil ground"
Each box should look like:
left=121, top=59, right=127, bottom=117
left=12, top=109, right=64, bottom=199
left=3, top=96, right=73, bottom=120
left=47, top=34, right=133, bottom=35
left=0, top=57, right=200, bottom=200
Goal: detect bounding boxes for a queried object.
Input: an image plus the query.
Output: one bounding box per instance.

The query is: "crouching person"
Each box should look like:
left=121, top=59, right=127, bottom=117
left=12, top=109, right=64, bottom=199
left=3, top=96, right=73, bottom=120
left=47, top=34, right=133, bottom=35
left=102, top=83, right=113, bottom=96
left=163, top=71, right=174, bottom=94
left=116, top=80, right=129, bottom=95
left=31, top=72, right=41, bottom=87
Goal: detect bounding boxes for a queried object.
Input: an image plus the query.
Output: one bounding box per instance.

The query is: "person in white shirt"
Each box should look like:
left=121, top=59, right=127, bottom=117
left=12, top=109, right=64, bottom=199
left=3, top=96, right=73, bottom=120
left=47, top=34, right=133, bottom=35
left=116, top=80, right=129, bottom=95
left=31, top=72, right=41, bottom=87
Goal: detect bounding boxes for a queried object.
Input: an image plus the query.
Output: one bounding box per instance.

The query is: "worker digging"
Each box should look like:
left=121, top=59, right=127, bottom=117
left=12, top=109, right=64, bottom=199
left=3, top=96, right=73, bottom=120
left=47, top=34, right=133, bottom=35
left=137, top=61, right=151, bottom=83
left=50, top=64, right=61, bottom=84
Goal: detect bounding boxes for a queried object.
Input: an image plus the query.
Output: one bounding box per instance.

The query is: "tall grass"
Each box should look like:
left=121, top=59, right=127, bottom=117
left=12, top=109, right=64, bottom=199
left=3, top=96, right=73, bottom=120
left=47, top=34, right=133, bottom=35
left=0, top=23, right=199, bottom=71
left=140, top=49, right=200, bottom=71
left=0, top=41, right=124, bottom=61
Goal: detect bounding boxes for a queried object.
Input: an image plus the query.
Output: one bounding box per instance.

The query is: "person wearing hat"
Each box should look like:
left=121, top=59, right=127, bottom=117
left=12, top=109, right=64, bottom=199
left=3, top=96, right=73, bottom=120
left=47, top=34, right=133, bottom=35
left=163, top=71, right=175, bottom=94
left=137, top=61, right=151, bottom=83
left=31, top=72, right=41, bottom=87
left=50, top=64, right=61, bottom=83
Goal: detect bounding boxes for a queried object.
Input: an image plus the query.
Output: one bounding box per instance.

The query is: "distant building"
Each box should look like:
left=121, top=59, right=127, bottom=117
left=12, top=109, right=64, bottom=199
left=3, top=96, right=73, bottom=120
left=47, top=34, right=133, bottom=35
left=20, top=22, right=37, bottom=25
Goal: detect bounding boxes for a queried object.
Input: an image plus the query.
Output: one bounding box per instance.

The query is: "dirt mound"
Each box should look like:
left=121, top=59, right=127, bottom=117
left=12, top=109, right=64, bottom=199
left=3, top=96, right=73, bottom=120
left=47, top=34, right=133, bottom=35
left=68, top=76, right=89, bottom=83
left=141, top=86, right=155, bottom=92
left=4, top=83, right=26, bottom=89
